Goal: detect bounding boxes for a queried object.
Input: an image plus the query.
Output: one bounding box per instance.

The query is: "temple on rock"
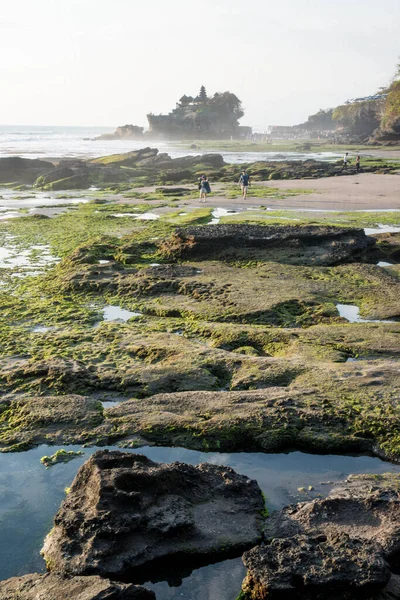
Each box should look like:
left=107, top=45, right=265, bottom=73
left=147, top=86, right=252, bottom=139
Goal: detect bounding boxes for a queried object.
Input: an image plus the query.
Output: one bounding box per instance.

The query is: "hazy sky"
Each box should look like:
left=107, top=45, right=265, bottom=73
left=0, top=0, right=399, bottom=128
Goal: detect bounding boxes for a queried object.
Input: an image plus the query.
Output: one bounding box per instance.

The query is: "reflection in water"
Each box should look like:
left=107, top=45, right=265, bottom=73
left=145, top=557, right=246, bottom=600
left=1, top=445, right=400, bottom=596
left=102, top=305, right=141, bottom=322
left=210, top=207, right=239, bottom=224
left=364, top=225, right=400, bottom=235
left=336, top=303, right=395, bottom=324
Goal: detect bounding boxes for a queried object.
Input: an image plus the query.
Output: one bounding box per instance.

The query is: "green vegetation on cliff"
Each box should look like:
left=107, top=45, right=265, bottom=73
left=147, top=87, right=247, bottom=139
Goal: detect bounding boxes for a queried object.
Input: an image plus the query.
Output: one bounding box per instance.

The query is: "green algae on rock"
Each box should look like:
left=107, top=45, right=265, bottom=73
left=40, top=448, right=84, bottom=467
left=0, top=216, right=399, bottom=459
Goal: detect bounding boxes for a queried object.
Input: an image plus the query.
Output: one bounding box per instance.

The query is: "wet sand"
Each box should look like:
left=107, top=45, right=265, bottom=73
left=130, top=173, right=400, bottom=213
left=259, top=173, right=400, bottom=211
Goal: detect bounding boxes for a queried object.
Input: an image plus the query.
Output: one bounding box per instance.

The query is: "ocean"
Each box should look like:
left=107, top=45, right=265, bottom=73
left=0, top=125, right=342, bottom=163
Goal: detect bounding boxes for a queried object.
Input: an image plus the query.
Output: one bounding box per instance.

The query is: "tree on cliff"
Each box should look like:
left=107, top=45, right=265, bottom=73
left=332, top=101, right=381, bottom=136
left=210, top=92, right=244, bottom=120
left=381, top=80, right=400, bottom=134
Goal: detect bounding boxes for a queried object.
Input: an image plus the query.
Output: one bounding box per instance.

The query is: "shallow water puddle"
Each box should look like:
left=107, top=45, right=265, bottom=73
left=100, top=400, right=123, bottom=409
left=210, top=207, right=239, bottom=224
left=1, top=445, right=400, bottom=593
left=377, top=261, right=395, bottom=267
left=337, top=303, right=395, bottom=324
left=0, top=244, right=59, bottom=271
left=102, top=305, right=141, bottom=322
left=364, top=224, right=400, bottom=235
left=111, top=212, right=160, bottom=220
left=0, top=190, right=89, bottom=211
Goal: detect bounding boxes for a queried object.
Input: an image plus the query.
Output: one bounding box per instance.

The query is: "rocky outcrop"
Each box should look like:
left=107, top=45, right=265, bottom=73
left=174, top=224, right=375, bottom=265
left=241, top=473, right=400, bottom=599
left=31, top=148, right=225, bottom=189
left=42, top=450, right=264, bottom=579
left=0, top=157, right=54, bottom=184
left=0, top=573, right=155, bottom=600
left=95, top=125, right=145, bottom=141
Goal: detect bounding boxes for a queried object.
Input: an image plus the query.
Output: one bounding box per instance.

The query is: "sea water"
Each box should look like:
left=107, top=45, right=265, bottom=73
left=1, top=444, right=399, bottom=598
left=0, top=125, right=343, bottom=163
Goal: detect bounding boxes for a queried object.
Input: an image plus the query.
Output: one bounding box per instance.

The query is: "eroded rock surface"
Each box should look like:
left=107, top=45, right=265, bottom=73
left=242, top=534, right=390, bottom=599
left=0, top=573, right=155, bottom=600
left=42, top=450, right=264, bottom=578
left=241, top=474, right=400, bottom=599
left=0, top=393, right=103, bottom=451
left=176, top=224, right=375, bottom=265
left=264, top=473, right=400, bottom=564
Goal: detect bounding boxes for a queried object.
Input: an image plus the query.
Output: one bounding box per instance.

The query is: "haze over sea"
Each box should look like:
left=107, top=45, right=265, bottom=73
left=0, top=125, right=341, bottom=164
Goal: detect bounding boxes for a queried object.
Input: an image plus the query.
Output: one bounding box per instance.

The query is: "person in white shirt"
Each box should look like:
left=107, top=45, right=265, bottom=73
left=342, top=152, right=350, bottom=170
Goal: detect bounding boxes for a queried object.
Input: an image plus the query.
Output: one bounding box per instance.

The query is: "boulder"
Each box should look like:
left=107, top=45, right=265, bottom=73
left=0, top=573, right=155, bottom=600
left=42, top=450, right=264, bottom=579
left=34, top=166, right=90, bottom=190
left=264, top=473, right=400, bottom=564
left=242, top=534, right=390, bottom=600
left=0, top=157, right=54, bottom=184
left=241, top=473, right=400, bottom=599
left=90, top=148, right=159, bottom=167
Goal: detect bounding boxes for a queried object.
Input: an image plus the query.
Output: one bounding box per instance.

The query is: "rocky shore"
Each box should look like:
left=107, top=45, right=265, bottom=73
left=0, top=147, right=398, bottom=191
left=241, top=473, right=400, bottom=599
left=1, top=149, right=400, bottom=598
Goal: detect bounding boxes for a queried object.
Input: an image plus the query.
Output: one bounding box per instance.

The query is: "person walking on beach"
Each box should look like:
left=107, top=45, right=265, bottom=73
left=342, top=152, right=350, bottom=170
left=356, top=155, right=361, bottom=173
left=239, top=169, right=250, bottom=199
left=199, top=174, right=211, bottom=202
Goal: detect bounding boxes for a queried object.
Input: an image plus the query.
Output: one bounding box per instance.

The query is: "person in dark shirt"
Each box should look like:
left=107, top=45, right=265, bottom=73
left=198, top=175, right=211, bottom=202
left=239, top=170, right=250, bottom=199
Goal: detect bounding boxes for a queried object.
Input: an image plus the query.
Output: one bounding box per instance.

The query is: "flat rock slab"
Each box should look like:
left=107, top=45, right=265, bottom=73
left=0, top=573, right=154, bottom=600
left=175, top=224, right=375, bottom=265
left=42, top=450, right=264, bottom=579
left=241, top=474, right=400, bottom=599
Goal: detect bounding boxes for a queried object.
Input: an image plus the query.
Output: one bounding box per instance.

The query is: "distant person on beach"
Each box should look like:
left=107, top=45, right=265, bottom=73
left=356, top=155, right=361, bottom=173
left=198, top=175, right=211, bottom=202
left=238, top=170, right=250, bottom=199
left=342, top=152, right=350, bottom=170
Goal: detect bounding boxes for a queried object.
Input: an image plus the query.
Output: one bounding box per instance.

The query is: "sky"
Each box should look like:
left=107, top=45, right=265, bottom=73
left=0, top=0, right=399, bottom=129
